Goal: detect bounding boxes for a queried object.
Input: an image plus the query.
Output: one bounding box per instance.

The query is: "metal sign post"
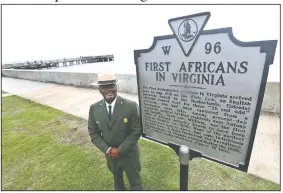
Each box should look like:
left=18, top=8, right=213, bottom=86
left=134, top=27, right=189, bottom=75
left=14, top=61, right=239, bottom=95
left=179, top=145, right=190, bottom=190
left=168, top=142, right=202, bottom=190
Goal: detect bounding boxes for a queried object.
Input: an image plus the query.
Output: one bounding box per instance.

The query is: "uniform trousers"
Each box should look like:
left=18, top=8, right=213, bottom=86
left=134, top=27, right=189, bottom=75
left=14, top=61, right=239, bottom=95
left=106, top=151, right=142, bottom=190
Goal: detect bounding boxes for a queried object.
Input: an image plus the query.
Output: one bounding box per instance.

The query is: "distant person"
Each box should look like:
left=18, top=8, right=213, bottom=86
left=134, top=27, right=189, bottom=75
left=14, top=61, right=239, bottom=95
left=88, top=73, right=142, bottom=191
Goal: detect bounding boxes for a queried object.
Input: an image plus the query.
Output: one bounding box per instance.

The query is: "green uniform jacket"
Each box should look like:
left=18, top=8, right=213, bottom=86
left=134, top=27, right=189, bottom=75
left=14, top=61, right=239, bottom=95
left=88, top=96, right=142, bottom=159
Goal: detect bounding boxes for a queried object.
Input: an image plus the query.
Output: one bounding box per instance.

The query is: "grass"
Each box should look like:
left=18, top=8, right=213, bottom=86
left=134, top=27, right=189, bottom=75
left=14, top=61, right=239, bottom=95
left=2, top=96, right=280, bottom=190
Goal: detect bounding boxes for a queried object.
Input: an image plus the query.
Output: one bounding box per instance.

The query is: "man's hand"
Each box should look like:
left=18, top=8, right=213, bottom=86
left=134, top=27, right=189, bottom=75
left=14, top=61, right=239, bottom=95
left=106, top=147, right=112, bottom=156
left=109, top=147, right=119, bottom=159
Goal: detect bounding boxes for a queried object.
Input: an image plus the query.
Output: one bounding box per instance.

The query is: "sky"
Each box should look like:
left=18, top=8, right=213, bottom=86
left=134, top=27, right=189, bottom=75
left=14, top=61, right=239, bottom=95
left=2, top=5, right=280, bottom=82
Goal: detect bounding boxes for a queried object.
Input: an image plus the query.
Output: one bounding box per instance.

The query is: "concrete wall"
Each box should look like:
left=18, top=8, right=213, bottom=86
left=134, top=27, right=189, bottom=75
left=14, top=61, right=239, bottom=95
left=2, top=69, right=279, bottom=113
left=248, top=112, right=280, bottom=184
left=2, top=69, right=138, bottom=95
left=261, top=82, right=280, bottom=113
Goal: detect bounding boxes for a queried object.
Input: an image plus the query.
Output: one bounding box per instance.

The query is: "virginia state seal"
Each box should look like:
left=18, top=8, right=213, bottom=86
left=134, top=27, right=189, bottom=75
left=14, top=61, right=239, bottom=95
left=178, top=19, right=198, bottom=42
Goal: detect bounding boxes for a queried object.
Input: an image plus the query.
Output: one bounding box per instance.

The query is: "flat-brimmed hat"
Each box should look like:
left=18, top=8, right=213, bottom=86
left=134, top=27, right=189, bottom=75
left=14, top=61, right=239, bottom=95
left=91, top=73, right=117, bottom=86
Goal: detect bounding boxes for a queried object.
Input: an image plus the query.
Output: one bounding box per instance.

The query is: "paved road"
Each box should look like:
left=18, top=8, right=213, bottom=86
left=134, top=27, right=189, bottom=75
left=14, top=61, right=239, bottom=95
left=2, top=77, right=279, bottom=184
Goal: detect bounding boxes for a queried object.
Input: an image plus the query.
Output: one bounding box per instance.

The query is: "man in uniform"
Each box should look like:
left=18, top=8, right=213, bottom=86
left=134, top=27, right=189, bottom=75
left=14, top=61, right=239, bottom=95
left=88, top=73, right=142, bottom=190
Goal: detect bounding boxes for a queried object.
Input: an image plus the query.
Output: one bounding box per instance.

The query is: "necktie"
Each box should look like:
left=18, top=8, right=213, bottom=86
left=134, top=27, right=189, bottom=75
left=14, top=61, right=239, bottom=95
left=108, top=105, right=112, bottom=120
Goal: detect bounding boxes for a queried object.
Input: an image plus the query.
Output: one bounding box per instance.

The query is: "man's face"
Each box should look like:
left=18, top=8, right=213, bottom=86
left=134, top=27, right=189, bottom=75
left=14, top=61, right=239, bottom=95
left=99, top=84, right=117, bottom=103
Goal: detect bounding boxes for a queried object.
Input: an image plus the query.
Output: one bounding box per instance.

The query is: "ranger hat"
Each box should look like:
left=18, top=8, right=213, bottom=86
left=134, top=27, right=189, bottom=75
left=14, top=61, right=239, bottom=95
left=91, top=73, right=117, bottom=86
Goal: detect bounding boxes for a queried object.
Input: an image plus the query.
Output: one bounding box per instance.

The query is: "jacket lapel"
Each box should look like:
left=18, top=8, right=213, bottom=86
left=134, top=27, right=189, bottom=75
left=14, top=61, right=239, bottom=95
left=99, top=100, right=111, bottom=125
left=110, top=96, right=124, bottom=127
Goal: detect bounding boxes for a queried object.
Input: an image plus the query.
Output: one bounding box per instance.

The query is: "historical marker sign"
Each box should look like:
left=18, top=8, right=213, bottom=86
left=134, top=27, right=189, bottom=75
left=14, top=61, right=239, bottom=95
left=134, top=12, right=277, bottom=171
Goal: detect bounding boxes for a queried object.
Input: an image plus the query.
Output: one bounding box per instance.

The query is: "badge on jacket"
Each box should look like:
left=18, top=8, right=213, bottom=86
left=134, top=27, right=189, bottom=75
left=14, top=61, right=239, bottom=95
left=124, top=118, right=128, bottom=123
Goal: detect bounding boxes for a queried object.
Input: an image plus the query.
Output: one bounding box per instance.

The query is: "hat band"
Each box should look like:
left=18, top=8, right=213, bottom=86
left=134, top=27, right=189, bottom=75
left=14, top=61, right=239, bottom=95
left=98, top=80, right=117, bottom=85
